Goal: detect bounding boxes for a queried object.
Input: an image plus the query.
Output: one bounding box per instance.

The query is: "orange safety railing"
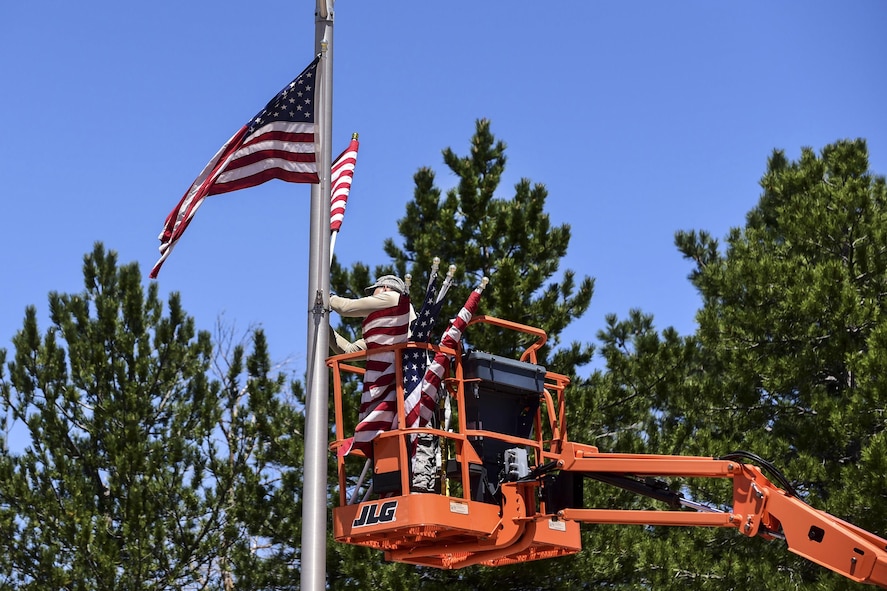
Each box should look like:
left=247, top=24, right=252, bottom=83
left=327, top=315, right=571, bottom=508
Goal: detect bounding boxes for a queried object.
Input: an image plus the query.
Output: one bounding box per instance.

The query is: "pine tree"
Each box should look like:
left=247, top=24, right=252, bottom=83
left=0, top=244, right=305, bottom=590
left=384, top=119, right=594, bottom=375
left=657, top=138, right=887, bottom=589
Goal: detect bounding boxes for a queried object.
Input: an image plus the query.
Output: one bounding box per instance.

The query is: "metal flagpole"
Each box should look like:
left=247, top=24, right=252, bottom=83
left=302, top=1, right=333, bottom=589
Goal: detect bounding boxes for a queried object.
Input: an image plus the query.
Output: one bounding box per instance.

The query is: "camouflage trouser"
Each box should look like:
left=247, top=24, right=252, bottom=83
left=411, top=433, right=439, bottom=493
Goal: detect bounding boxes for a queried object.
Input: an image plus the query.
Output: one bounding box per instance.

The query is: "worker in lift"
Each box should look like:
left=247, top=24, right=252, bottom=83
left=329, top=275, right=417, bottom=458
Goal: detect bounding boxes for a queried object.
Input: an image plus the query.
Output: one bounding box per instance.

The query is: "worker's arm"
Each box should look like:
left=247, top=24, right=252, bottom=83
left=330, top=291, right=400, bottom=317
left=328, top=326, right=366, bottom=355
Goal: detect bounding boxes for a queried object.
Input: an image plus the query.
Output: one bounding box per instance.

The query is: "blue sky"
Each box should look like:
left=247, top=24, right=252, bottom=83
left=1, top=1, right=885, bottom=385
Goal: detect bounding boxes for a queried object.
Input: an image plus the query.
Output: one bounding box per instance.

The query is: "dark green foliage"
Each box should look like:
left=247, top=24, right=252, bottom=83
left=567, top=139, right=887, bottom=590
left=0, top=244, right=304, bottom=590
left=383, top=119, right=595, bottom=374
left=663, top=138, right=887, bottom=588
left=678, top=139, right=887, bottom=476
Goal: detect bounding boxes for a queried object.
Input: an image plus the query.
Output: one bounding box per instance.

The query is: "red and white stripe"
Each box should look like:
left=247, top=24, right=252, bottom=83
left=344, top=294, right=412, bottom=458
left=404, top=288, right=482, bottom=429
left=330, top=135, right=359, bottom=233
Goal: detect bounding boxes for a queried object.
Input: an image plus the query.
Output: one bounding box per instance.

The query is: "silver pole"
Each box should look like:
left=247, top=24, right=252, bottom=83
left=301, top=1, right=333, bottom=589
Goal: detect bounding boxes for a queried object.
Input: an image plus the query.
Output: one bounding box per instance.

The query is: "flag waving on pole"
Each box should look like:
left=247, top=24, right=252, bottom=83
left=330, top=133, right=359, bottom=233
left=329, top=133, right=359, bottom=263
left=150, top=57, right=321, bottom=278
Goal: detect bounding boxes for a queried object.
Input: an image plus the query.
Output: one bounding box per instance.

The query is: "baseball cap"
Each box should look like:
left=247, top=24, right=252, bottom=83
left=364, top=275, right=406, bottom=295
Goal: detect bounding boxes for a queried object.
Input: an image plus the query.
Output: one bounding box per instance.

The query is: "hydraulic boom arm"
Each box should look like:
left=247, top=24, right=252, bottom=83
left=556, top=442, right=887, bottom=588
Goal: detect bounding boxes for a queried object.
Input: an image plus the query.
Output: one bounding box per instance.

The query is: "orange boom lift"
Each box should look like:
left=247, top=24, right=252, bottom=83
left=328, top=314, right=887, bottom=587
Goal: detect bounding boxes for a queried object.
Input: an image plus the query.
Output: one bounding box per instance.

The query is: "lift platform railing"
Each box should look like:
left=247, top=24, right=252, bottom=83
left=327, top=315, right=571, bottom=507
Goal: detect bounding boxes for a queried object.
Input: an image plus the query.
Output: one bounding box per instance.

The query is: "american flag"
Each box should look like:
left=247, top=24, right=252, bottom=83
left=150, top=57, right=321, bottom=278
left=340, top=293, right=413, bottom=459
left=330, top=134, right=359, bottom=233
left=411, top=268, right=446, bottom=342
left=404, top=282, right=485, bottom=430
left=401, top=270, right=444, bottom=403
left=401, top=263, right=455, bottom=403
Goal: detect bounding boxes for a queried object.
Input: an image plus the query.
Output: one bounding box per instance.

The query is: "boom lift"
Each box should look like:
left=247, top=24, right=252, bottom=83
left=328, top=314, right=887, bottom=587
